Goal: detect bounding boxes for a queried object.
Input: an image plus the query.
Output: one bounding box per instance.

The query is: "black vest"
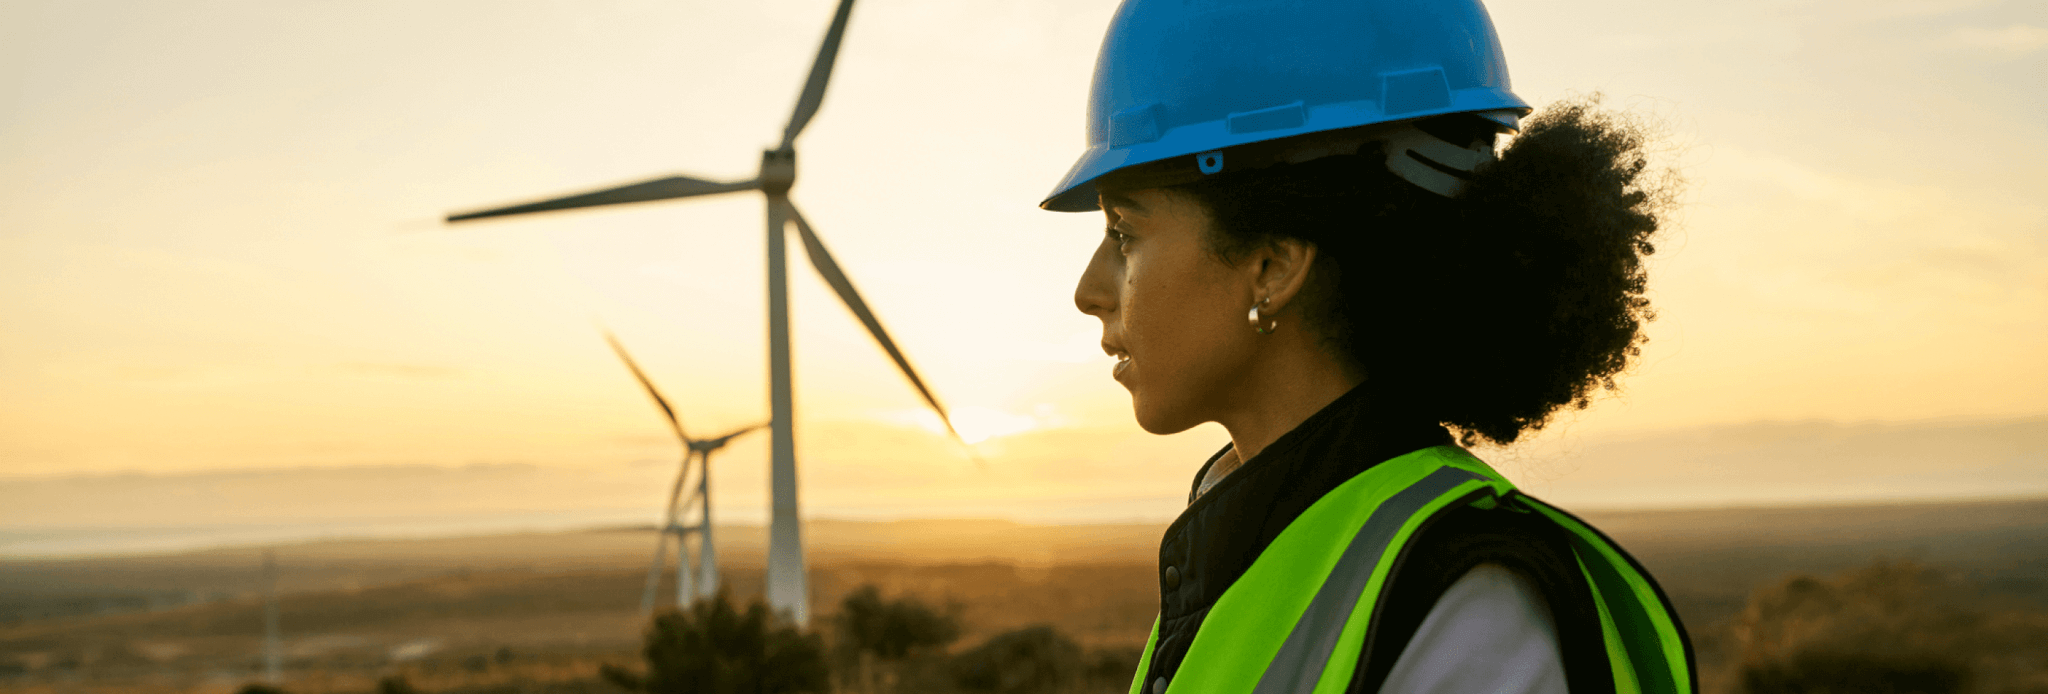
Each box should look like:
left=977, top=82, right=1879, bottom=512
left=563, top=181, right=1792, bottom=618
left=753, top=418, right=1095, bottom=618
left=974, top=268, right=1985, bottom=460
left=1143, top=384, right=1617, bottom=693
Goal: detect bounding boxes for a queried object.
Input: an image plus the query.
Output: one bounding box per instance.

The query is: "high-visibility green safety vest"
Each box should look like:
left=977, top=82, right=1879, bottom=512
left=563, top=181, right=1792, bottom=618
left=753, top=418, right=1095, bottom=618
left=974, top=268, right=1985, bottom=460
left=1129, top=445, right=1694, bottom=694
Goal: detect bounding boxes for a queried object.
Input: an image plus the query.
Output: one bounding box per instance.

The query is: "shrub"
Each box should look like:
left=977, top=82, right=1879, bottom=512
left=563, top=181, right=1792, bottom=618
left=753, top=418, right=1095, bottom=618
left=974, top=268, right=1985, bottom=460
left=640, top=592, right=830, bottom=694
left=600, top=663, right=646, bottom=691
left=1742, top=651, right=1968, bottom=694
left=1085, top=645, right=1142, bottom=689
left=836, top=585, right=961, bottom=661
left=376, top=675, right=420, bottom=694
left=1731, top=560, right=2048, bottom=694
left=950, top=625, right=1083, bottom=694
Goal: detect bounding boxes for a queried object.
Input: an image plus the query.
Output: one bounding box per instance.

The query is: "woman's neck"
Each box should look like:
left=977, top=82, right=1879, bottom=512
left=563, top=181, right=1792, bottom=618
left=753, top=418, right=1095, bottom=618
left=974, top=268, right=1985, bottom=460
left=1201, top=333, right=1362, bottom=495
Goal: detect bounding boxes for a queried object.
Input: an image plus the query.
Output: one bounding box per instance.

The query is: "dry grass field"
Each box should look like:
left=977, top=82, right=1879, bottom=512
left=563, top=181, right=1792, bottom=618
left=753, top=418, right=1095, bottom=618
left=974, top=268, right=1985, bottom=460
left=5, top=498, right=2047, bottom=693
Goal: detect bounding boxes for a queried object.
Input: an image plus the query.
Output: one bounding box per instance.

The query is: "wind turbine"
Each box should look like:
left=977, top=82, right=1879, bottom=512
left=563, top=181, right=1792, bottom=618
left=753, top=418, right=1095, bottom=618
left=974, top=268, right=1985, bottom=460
left=262, top=550, right=281, bottom=685
left=604, top=333, right=763, bottom=615
left=446, top=0, right=963, bottom=627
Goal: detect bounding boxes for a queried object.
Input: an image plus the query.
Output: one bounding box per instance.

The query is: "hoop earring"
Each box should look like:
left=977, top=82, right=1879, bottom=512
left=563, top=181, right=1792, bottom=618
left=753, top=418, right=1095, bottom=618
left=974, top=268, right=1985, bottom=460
left=1249, top=298, right=1276, bottom=335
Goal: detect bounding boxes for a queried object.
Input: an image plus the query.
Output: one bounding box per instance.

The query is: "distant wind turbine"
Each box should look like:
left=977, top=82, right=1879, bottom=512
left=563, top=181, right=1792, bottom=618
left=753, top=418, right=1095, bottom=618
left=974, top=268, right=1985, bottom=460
left=446, top=0, right=963, bottom=627
left=262, top=550, right=281, bottom=685
left=604, top=332, right=764, bottom=615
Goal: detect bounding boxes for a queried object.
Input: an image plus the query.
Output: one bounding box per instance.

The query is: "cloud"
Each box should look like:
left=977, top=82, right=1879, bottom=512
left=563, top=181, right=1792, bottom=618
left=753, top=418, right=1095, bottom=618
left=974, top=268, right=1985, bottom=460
left=0, top=462, right=662, bottom=531
left=333, top=362, right=464, bottom=379
left=1695, top=146, right=2048, bottom=321
left=1512, top=416, right=2048, bottom=508
left=1941, top=24, right=2048, bottom=58
left=1854, top=0, right=1998, bottom=20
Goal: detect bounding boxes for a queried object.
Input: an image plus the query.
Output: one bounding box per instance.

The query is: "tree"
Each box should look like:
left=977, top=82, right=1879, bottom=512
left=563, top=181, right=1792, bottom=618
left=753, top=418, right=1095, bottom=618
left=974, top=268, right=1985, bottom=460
left=836, top=585, right=961, bottom=660
left=832, top=585, right=962, bottom=694
left=950, top=625, right=1083, bottom=694
left=639, top=592, right=830, bottom=694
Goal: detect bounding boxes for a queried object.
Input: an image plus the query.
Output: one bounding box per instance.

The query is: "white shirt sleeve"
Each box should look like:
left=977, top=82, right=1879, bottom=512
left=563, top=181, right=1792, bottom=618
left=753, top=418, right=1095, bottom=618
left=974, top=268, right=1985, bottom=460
left=1374, top=563, right=1570, bottom=694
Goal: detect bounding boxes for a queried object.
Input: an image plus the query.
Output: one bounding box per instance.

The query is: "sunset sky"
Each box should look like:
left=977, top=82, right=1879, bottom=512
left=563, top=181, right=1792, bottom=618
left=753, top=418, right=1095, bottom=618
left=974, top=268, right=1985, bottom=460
left=2, top=0, right=2044, bottom=540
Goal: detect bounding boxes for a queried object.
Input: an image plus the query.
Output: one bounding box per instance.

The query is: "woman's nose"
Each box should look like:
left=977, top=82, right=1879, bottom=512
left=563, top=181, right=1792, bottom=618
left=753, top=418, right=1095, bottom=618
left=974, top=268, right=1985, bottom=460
left=1074, top=237, right=1118, bottom=317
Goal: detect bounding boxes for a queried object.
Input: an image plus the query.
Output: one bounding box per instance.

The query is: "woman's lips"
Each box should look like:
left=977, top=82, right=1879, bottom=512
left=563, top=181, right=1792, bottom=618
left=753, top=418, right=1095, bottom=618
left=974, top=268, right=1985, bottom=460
left=1103, top=341, right=1131, bottom=383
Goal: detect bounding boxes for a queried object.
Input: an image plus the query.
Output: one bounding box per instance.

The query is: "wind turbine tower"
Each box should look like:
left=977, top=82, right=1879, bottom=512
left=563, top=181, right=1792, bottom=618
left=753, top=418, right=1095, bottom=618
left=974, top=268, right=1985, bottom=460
left=605, top=333, right=765, bottom=614
left=447, top=0, right=963, bottom=627
left=262, top=550, right=281, bottom=685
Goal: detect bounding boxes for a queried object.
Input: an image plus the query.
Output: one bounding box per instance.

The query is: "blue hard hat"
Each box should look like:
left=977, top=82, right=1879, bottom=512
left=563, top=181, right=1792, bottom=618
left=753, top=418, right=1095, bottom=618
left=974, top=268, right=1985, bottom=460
left=1041, top=0, right=1531, bottom=212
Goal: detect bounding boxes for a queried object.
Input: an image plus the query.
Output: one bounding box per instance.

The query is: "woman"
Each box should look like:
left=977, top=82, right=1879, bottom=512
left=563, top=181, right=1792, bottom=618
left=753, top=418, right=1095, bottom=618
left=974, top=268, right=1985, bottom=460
left=1043, top=1, right=1693, bottom=693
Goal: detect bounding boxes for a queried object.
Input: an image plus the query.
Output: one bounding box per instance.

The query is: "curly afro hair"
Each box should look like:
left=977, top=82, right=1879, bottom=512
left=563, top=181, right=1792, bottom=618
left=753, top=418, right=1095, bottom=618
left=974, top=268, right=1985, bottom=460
left=1173, top=97, right=1671, bottom=445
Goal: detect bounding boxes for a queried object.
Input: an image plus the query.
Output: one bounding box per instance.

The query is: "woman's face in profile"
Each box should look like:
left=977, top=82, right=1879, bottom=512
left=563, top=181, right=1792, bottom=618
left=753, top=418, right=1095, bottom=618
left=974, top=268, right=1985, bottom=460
left=1075, top=187, right=1260, bottom=434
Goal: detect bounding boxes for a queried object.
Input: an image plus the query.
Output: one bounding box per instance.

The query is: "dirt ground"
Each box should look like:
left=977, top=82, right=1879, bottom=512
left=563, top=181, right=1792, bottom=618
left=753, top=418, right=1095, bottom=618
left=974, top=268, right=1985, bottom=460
left=5, top=498, right=2046, bottom=693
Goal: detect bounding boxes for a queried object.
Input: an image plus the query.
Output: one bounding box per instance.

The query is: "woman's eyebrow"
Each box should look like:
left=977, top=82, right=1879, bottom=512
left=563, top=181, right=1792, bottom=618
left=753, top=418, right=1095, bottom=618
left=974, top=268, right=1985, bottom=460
left=1100, top=191, right=1145, bottom=214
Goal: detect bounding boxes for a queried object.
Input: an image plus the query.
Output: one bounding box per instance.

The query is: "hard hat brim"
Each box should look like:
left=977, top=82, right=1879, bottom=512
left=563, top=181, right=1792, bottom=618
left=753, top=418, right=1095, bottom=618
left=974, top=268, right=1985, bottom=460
left=1040, top=94, right=1528, bottom=212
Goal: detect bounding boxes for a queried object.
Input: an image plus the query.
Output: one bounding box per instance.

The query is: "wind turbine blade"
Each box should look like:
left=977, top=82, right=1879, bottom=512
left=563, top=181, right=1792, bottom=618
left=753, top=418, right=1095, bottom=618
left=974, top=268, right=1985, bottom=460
left=447, top=175, right=760, bottom=223
left=604, top=332, right=692, bottom=444
left=706, top=421, right=770, bottom=449
left=783, top=201, right=968, bottom=446
left=780, top=0, right=857, bottom=149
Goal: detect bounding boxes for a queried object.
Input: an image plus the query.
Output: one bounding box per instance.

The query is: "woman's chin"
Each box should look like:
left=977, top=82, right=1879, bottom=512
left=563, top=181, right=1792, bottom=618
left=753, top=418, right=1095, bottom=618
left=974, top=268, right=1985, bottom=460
left=1131, top=397, right=1203, bottom=436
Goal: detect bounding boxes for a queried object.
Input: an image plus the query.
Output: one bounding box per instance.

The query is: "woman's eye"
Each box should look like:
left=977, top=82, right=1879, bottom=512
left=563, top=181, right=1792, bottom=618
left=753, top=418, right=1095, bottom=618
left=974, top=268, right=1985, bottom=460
left=1106, top=227, right=1131, bottom=252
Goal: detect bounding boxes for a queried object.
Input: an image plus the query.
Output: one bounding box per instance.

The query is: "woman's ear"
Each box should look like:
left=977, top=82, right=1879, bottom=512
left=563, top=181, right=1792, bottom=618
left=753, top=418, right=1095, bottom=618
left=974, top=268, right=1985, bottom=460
left=1252, top=237, right=1318, bottom=314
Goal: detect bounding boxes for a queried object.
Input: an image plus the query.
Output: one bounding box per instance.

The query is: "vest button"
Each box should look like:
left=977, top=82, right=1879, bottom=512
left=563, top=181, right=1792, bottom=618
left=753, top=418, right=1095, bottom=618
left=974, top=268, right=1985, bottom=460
left=1163, top=565, right=1181, bottom=591
left=1152, top=676, right=1168, bottom=694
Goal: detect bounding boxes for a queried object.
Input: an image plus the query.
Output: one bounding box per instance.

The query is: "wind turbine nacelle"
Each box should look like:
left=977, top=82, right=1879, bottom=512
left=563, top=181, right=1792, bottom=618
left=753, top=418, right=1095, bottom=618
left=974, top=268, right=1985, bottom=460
left=760, top=149, right=798, bottom=195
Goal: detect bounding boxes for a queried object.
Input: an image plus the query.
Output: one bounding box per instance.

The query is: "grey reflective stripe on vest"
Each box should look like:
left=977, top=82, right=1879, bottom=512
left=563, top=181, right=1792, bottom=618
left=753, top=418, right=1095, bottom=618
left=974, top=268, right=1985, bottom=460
left=1252, top=466, right=1484, bottom=694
